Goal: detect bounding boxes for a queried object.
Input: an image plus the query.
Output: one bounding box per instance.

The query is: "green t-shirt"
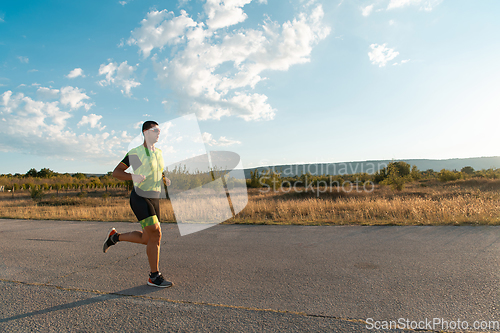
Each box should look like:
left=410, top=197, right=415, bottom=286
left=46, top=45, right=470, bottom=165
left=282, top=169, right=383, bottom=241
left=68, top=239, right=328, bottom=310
left=121, top=145, right=165, bottom=195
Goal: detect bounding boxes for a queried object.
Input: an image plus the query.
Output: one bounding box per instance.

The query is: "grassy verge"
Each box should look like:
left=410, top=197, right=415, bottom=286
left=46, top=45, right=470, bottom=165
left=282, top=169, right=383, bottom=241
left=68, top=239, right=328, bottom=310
left=1, top=179, right=499, bottom=225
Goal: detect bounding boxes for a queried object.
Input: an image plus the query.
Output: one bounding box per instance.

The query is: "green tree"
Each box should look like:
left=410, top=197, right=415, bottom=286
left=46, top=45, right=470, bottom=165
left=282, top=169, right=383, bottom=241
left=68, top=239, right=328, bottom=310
left=374, top=161, right=414, bottom=184
left=38, top=168, right=55, bottom=178
left=461, top=166, right=475, bottom=175
left=72, top=173, right=87, bottom=180
left=25, top=168, right=38, bottom=178
left=54, top=183, right=62, bottom=196
left=125, top=180, right=133, bottom=191
left=378, top=162, right=414, bottom=191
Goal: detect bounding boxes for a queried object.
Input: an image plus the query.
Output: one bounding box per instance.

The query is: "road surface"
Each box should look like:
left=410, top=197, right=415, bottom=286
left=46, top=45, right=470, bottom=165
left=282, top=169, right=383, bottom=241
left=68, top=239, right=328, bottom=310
left=0, top=219, right=499, bottom=332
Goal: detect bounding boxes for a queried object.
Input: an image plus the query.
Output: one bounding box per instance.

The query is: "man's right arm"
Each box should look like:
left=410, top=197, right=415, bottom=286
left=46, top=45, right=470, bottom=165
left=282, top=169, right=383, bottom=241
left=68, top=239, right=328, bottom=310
left=112, top=162, right=145, bottom=183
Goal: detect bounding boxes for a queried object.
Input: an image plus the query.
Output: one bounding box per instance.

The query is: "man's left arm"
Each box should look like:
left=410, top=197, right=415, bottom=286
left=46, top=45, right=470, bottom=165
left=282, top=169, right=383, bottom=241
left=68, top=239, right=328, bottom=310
left=158, top=150, right=171, bottom=186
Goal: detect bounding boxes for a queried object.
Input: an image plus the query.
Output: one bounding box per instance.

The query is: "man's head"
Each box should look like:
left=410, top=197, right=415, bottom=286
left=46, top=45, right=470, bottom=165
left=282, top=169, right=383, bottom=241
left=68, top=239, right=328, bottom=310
left=142, top=120, right=159, bottom=133
left=142, top=120, right=160, bottom=146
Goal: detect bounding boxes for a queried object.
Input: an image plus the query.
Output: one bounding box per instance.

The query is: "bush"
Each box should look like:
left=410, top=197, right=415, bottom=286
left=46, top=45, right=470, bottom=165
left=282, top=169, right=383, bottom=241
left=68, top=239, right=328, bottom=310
left=77, top=191, right=88, bottom=198
left=247, top=169, right=262, bottom=188
left=376, top=162, right=415, bottom=190
left=438, top=169, right=462, bottom=182
left=30, top=187, right=45, bottom=201
left=440, top=169, right=462, bottom=182
left=461, top=166, right=474, bottom=175
left=374, top=161, right=411, bottom=183
left=410, top=165, right=421, bottom=180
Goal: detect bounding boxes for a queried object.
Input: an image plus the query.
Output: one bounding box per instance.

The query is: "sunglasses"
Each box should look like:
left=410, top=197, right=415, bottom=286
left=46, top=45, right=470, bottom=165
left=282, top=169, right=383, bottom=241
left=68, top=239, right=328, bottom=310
left=147, top=127, right=161, bottom=133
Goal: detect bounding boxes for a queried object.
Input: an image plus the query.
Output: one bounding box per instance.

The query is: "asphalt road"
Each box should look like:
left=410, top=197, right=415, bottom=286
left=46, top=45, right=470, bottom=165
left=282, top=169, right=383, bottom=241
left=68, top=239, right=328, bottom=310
left=0, top=219, right=499, bottom=332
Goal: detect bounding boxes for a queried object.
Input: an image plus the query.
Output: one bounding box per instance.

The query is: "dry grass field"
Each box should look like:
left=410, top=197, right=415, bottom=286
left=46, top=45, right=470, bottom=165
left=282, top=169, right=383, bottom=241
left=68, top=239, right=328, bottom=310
left=236, top=179, right=500, bottom=225
left=1, top=178, right=499, bottom=225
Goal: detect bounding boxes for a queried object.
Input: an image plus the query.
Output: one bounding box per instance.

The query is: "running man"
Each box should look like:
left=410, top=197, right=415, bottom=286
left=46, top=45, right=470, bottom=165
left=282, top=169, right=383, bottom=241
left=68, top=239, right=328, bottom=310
left=103, top=120, right=172, bottom=288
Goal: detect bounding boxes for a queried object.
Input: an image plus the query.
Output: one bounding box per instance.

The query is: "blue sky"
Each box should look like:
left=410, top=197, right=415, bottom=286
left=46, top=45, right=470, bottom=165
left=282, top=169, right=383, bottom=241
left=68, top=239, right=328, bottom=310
left=0, top=0, right=499, bottom=174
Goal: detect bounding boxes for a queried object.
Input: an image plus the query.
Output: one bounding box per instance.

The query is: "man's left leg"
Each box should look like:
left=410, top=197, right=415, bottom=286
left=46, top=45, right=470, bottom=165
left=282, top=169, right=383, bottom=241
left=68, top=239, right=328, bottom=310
left=143, top=222, right=161, bottom=273
left=142, top=217, right=172, bottom=288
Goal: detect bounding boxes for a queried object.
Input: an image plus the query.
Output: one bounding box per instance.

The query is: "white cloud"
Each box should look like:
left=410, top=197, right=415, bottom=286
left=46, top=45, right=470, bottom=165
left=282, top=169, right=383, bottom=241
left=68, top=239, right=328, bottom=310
left=60, top=86, right=94, bottom=110
left=130, top=2, right=330, bottom=121
left=127, top=10, right=198, bottom=59
left=387, top=0, right=442, bottom=11
left=17, top=56, right=29, bottom=63
left=98, top=61, right=141, bottom=96
left=66, top=68, right=85, bottom=79
left=368, top=43, right=399, bottom=67
left=0, top=90, right=130, bottom=164
left=78, top=113, right=106, bottom=130
left=393, top=59, right=410, bottom=66
left=36, top=87, right=60, bottom=100
left=389, top=20, right=395, bottom=25
left=119, top=1, right=128, bottom=5
left=204, top=0, right=252, bottom=30
left=362, top=4, right=374, bottom=16
left=202, top=132, right=241, bottom=146
left=27, top=69, right=38, bottom=73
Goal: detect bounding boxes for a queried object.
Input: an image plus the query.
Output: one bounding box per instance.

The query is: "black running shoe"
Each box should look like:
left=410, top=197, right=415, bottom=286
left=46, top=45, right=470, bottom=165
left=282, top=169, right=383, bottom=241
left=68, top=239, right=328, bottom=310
left=147, top=273, right=173, bottom=288
left=102, top=228, right=118, bottom=253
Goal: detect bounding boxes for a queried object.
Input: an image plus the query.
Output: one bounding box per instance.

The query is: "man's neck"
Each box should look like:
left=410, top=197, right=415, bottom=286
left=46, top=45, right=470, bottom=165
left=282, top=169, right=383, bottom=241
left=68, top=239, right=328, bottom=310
left=143, top=142, right=155, bottom=151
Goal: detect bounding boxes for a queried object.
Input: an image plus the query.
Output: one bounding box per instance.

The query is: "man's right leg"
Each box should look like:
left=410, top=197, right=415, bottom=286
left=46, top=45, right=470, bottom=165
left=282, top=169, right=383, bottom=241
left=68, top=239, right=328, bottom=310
left=103, top=228, right=148, bottom=253
left=118, top=231, right=148, bottom=244
left=114, top=223, right=161, bottom=273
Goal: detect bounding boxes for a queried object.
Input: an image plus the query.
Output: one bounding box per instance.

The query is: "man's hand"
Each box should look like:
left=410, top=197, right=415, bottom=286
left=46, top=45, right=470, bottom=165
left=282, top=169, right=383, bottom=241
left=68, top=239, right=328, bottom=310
left=163, top=177, right=171, bottom=186
left=132, top=174, right=146, bottom=183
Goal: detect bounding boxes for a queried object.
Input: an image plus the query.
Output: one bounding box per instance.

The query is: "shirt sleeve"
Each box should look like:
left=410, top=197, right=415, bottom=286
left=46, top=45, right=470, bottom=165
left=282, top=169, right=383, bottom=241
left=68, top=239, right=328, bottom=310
left=120, top=155, right=130, bottom=167
left=120, top=153, right=142, bottom=170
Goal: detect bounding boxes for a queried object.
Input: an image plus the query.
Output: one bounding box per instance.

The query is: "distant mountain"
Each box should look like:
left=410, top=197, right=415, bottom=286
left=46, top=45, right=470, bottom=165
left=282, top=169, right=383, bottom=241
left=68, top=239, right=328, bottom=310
left=243, top=156, right=500, bottom=178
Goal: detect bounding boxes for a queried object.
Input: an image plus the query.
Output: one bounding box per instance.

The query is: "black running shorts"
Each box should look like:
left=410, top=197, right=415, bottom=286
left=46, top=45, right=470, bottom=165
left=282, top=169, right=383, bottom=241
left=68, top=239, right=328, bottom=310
left=130, top=189, right=160, bottom=229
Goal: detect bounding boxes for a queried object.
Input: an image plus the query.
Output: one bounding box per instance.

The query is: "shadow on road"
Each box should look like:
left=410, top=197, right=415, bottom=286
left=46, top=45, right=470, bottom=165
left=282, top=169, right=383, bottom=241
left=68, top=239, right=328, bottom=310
left=0, top=285, right=163, bottom=323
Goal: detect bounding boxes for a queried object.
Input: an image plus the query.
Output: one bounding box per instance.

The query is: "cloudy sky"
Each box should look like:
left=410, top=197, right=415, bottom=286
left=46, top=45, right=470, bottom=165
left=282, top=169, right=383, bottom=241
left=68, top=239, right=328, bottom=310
left=0, top=0, right=499, bottom=174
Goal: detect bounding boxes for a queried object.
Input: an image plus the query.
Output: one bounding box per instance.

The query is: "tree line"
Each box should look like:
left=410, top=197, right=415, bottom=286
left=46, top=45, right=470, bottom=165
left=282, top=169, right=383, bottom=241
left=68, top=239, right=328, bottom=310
left=247, top=162, right=500, bottom=191
left=2, top=163, right=499, bottom=195
left=0, top=168, right=131, bottom=193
